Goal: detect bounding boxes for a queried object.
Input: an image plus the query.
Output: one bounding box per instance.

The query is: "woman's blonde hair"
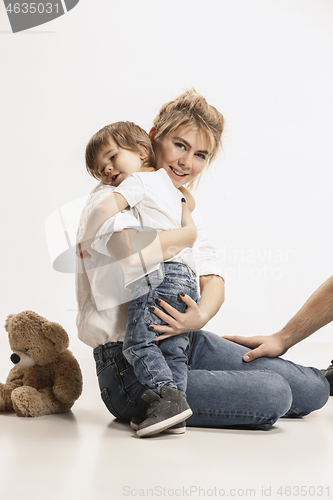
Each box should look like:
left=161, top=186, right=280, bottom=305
left=152, top=89, right=224, bottom=166
left=85, top=121, right=155, bottom=180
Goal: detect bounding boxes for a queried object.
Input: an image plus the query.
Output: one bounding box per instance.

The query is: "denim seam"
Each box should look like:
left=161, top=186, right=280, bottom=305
left=193, top=409, right=276, bottom=421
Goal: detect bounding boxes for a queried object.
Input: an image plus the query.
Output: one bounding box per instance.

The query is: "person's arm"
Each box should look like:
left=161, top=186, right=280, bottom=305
left=224, top=275, right=333, bottom=362
left=179, top=186, right=196, bottom=212
left=106, top=201, right=197, bottom=267
left=79, top=192, right=129, bottom=251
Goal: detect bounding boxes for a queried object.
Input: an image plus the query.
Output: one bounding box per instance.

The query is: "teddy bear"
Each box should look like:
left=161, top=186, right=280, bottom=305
left=0, top=310, right=83, bottom=417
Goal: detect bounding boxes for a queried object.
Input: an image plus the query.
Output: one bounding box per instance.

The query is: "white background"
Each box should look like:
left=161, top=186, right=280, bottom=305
left=0, top=0, right=332, bottom=344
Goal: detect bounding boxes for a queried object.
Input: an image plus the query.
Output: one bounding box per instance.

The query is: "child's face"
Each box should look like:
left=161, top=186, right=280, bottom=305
left=96, top=139, right=144, bottom=186
left=153, top=125, right=211, bottom=188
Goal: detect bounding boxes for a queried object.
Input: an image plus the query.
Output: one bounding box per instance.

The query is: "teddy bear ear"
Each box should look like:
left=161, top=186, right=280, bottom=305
left=42, top=322, right=69, bottom=353
left=4, top=314, right=15, bottom=332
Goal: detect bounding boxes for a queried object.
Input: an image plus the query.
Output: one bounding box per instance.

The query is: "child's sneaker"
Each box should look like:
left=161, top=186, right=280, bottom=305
left=131, top=416, right=186, bottom=434
left=130, top=415, right=144, bottom=430
left=137, top=386, right=192, bottom=437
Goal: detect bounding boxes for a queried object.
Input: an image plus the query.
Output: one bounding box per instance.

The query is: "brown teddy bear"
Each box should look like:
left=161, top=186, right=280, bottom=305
left=0, top=310, right=83, bottom=417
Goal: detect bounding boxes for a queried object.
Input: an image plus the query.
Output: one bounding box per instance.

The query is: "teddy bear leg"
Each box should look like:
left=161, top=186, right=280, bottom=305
left=11, top=387, right=73, bottom=417
left=0, top=382, right=14, bottom=412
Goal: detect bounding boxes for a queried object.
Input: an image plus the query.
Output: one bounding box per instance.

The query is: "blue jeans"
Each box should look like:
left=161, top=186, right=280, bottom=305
left=122, top=262, right=198, bottom=397
left=93, top=330, right=329, bottom=430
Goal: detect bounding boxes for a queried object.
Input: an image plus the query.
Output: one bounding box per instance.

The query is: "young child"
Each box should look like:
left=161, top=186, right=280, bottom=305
left=79, top=121, right=199, bottom=437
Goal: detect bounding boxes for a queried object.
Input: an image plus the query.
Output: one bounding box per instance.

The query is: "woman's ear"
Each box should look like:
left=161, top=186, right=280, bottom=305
left=149, top=127, right=156, bottom=141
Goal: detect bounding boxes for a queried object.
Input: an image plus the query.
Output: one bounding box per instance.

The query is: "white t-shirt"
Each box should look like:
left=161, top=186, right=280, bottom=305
left=76, top=179, right=224, bottom=348
left=112, top=168, right=195, bottom=286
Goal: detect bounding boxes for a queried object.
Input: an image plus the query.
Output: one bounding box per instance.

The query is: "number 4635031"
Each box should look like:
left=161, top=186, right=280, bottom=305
left=5, top=3, right=60, bottom=14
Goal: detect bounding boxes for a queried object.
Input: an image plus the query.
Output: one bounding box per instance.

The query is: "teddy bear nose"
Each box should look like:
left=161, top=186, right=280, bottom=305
left=11, top=353, right=21, bottom=364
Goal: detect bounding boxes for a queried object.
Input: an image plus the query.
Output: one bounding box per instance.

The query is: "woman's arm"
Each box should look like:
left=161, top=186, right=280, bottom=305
left=79, top=192, right=129, bottom=251
left=224, top=275, right=333, bottom=362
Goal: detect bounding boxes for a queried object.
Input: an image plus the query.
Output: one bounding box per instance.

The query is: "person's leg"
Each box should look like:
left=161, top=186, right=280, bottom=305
left=158, top=333, right=189, bottom=397
left=152, top=262, right=198, bottom=398
left=123, top=290, right=178, bottom=394
left=185, top=331, right=329, bottom=428
left=124, top=263, right=198, bottom=397
left=186, top=368, right=292, bottom=429
left=94, top=342, right=148, bottom=422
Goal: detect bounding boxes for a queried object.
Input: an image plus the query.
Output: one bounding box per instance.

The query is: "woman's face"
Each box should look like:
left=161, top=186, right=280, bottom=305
left=153, top=126, right=211, bottom=188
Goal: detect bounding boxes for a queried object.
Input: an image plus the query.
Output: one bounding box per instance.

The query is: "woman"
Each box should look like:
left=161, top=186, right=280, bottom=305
left=76, top=90, right=329, bottom=432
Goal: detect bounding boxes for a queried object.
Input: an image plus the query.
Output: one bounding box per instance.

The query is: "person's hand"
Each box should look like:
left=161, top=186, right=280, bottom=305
left=222, top=333, right=289, bottom=362
left=149, top=293, right=207, bottom=341
left=76, top=242, right=91, bottom=260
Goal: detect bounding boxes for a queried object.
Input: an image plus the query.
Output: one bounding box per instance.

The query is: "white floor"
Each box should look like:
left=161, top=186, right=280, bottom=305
left=1, top=337, right=333, bottom=500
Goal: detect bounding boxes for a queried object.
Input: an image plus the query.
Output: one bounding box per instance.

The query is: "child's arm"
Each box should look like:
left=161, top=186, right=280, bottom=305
left=79, top=192, right=129, bottom=251
left=107, top=202, right=197, bottom=267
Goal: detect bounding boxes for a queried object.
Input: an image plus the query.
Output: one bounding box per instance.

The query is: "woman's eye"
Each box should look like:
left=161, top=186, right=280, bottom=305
left=196, top=153, right=206, bottom=160
left=175, top=142, right=185, bottom=150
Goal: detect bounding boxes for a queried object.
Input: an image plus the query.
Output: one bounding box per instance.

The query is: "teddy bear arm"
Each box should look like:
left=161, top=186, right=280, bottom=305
left=53, top=352, right=83, bottom=404
left=6, top=367, right=24, bottom=387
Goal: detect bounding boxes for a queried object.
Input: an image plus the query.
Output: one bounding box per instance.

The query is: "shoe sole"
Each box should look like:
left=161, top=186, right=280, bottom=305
left=131, top=421, right=186, bottom=434
left=130, top=420, right=186, bottom=434
left=137, top=408, right=192, bottom=437
left=164, top=426, right=186, bottom=434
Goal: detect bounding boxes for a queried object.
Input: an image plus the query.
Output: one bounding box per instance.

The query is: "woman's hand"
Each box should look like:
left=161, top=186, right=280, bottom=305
left=149, top=293, right=208, bottom=341
left=222, top=333, right=289, bottom=362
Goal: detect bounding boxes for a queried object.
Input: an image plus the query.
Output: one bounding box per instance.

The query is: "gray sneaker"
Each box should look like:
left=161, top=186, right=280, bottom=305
left=130, top=416, right=186, bottom=434
left=137, top=386, right=192, bottom=437
left=130, top=415, right=145, bottom=430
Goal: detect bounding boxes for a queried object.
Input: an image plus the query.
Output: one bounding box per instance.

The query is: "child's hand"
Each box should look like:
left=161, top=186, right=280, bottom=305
left=76, top=241, right=92, bottom=260
left=181, top=199, right=194, bottom=227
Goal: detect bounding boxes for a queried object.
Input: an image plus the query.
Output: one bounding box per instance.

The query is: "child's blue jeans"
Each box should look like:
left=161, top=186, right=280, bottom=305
left=122, top=262, right=198, bottom=398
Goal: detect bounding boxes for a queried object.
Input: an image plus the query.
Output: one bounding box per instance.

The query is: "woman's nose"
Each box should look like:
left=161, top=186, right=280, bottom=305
left=179, top=153, right=191, bottom=169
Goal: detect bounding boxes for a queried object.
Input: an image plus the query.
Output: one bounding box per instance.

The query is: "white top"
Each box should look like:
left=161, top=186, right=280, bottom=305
left=76, top=180, right=224, bottom=348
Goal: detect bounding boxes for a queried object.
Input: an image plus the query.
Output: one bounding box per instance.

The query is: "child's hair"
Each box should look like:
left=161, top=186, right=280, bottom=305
left=85, top=121, right=155, bottom=180
left=152, top=89, right=224, bottom=166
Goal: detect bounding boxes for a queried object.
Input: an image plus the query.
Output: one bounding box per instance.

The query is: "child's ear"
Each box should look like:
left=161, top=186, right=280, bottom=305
left=149, top=127, right=156, bottom=141
left=138, top=144, right=149, bottom=162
